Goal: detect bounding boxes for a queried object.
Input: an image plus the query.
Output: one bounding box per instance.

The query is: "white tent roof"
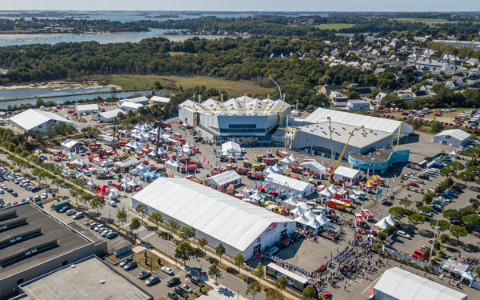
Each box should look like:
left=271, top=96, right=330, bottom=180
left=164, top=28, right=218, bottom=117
left=334, top=166, right=360, bottom=179
left=165, top=158, right=176, bottom=169
left=294, top=214, right=310, bottom=226
left=280, top=157, right=292, bottom=165
left=375, top=218, right=389, bottom=229
left=136, top=162, right=148, bottom=170
left=129, top=178, right=140, bottom=186
left=291, top=205, right=306, bottom=216
left=303, top=209, right=317, bottom=221
left=150, top=96, right=171, bottom=103
left=184, top=141, right=193, bottom=148
left=327, top=185, right=338, bottom=193
left=385, top=214, right=396, bottom=226
left=284, top=195, right=299, bottom=207
left=306, top=217, right=321, bottom=229
left=272, top=163, right=283, bottom=172
left=265, top=173, right=315, bottom=193
left=265, top=166, right=275, bottom=174
left=251, top=190, right=264, bottom=201
left=320, top=188, right=332, bottom=197
left=288, top=153, right=299, bottom=162
left=122, top=177, right=130, bottom=184
left=373, top=267, right=467, bottom=300
left=298, top=202, right=309, bottom=211
left=73, top=158, right=86, bottom=166
left=221, top=141, right=241, bottom=154
left=206, top=170, right=241, bottom=186
left=299, top=161, right=327, bottom=174
left=172, top=160, right=184, bottom=167
left=67, top=152, right=75, bottom=161
left=132, top=178, right=294, bottom=252
left=316, top=214, right=329, bottom=226
left=134, top=124, right=142, bottom=130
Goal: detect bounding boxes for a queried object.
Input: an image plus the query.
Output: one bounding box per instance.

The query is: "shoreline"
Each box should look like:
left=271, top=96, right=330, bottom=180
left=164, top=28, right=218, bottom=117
left=0, top=81, right=119, bottom=91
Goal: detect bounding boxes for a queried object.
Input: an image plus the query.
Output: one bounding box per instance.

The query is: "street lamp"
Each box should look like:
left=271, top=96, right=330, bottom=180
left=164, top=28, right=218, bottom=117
left=325, top=117, right=335, bottom=166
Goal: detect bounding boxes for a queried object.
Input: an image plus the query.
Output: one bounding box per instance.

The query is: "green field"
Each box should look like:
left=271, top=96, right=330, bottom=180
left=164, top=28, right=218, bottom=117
left=392, top=18, right=452, bottom=25
left=105, top=75, right=275, bottom=97
left=315, top=23, right=357, bottom=30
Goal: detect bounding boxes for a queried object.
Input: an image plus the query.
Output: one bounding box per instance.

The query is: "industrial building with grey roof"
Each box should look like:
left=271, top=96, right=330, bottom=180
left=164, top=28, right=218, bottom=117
left=0, top=203, right=95, bottom=299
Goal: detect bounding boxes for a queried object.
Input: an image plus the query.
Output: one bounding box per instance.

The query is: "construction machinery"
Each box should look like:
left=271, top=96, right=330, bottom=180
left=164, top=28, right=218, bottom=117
left=328, top=125, right=364, bottom=183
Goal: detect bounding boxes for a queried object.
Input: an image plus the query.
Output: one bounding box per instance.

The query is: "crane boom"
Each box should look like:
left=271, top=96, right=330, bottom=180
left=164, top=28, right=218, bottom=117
left=329, top=125, right=364, bottom=183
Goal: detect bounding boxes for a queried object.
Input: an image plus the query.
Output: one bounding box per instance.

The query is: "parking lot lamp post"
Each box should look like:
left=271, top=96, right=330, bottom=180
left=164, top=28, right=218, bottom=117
left=429, top=219, right=439, bottom=266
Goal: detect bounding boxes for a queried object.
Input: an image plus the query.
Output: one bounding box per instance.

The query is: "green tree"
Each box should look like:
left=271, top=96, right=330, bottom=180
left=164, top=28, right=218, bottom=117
left=215, top=243, right=226, bottom=262
left=199, top=237, right=208, bottom=251
left=408, top=213, right=425, bottom=226
left=153, top=80, right=163, bottom=90
left=179, top=225, right=195, bottom=240
left=399, top=198, right=412, bottom=209
left=233, top=252, right=245, bottom=271
left=135, top=203, right=148, bottom=223
left=246, top=282, right=262, bottom=300
left=117, top=210, right=127, bottom=228
left=175, top=241, right=194, bottom=266
left=422, top=193, right=435, bottom=204
left=265, top=288, right=284, bottom=300
left=69, top=188, right=81, bottom=204
left=443, top=209, right=460, bottom=221
left=456, top=171, right=474, bottom=185
left=208, top=263, right=222, bottom=284
left=129, top=217, right=141, bottom=233
left=447, top=161, right=464, bottom=171
left=388, top=206, right=405, bottom=219
left=440, top=233, right=450, bottom=244
left=430, top=121, right=444, bottom=134
left=90, top=196, right=105, bottom=214
left=440, top=167, right=455, bottom=177
left=462, top=214, right=480, bottom=225
left=431, top=220, right=450, bottom=232
left=169, top=219, right=180, bottom=235
left=79, top=192, right=92, bottom=210
left=254, top=263, right=265, bottom=281
left=148, top=211, right=163, bottom=226
left=302, top=285, right=316, bottom=300
left=450, top=225, right=468, bottom=243
left=378, top=231, right=387, bottom=241
left=276, top=275, right=288, bottom=293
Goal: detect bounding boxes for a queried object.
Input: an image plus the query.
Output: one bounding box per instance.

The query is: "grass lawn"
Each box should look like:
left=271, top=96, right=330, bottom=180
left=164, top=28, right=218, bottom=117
left=133, top=250, right=168, bottom=273
left=315, top=23, right=356, bottom=30
left=392, top=18, right=452, bottom=25
left=106, top=254, right=122, bottom=264
left=105, top=75, right=275, bottom=97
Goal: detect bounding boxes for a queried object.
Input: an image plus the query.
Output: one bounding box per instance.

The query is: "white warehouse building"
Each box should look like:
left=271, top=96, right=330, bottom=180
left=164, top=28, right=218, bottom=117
left=273, top=108, right=413, bottom=159
left=9, top=109, right=74, bottom=133
left=132, top=178, right=295, bottom=260
left=75, top=104, right=99, bottom=115
left=178, top=96, right=291, bottom=146
left=434, top=129, right=471, bottom=147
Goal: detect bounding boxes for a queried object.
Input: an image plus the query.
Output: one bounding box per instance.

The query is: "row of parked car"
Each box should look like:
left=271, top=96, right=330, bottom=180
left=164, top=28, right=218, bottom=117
left=4, top=172, right=40, bottom=193
left=88, top=221, right=118, bottom=239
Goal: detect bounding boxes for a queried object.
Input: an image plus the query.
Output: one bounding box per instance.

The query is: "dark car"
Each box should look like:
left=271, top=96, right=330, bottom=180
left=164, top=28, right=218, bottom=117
left=138, top=270, right=151, bottom=280
left=146, top=275, right=160, bottom=286
left=191, top=276, right=203, bottom=286
left=167, top=277, right=181, bottom=287
left=119, top=258, right=132, bottom=267
left=124, top=260, right=138, bottom=271
left=418, top=174, right=430, bottom=180
left=451, top=219, right=463, bottom=226
left=175, top=286, right=185, bottom=296
left=168, top=291, right=179, bottom=300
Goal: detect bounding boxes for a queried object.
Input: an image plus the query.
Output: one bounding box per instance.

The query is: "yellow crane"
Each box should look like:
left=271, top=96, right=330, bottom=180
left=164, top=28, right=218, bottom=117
left=328, top=125, right=364, bottom=183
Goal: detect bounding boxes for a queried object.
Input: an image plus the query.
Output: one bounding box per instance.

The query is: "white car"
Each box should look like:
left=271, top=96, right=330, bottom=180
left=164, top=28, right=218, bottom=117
left=397, top=230, right=411, bottom=239
left=161, top=266, right=174, bottom=276
left=109, top=200, right=117, bottom=207
left=41, top=193, right=48, bottom=200
left=182, top=284, right=193, bottom=293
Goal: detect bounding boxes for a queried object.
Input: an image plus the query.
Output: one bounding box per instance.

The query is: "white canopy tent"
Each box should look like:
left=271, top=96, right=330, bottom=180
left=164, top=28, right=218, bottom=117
left=73, top=158, right=86, bottom=166
left=299, top=161, right=327, bottom=175
left=265, top=166, right=275, bottom=174
left=290, top=205, right=307, bottom=217
left=250, top=190, right=264, bottom=202
left=306, top=218, right=321, bottom=230
left=67, top=152, right=75, bottom=161
left=385, top=214, right=396, bottom=226
left=279, top=156, right=292, bottom=166
left=297, top=202, right=310, bottom=211
left=294, top=214, right=310, bottom=226
left=316, top=214, right=330, bottom=229
left=374, top=218, right=389, bottom=230
left=303, top=209, right=317, bottom=221
left=221, top=141, right=242, bottom=156
left=184, top=141, right=193, bottom=148
left=129, top=178, right=140, bottom=187
left=272, top=163, right=283, bottom=174
left=288, top=153, right=299, bottom=162
left=283, top=195, right=299, bottom=209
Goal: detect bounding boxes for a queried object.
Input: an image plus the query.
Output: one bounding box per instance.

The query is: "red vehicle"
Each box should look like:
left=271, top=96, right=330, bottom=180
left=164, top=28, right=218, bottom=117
left=180, top=165, right=197, bottom=172
left=275, top=149, right=288, bottom=158
left=327, top=199, right=345, bottom=211
left=236, top=167, right=250, bottom=175
left=412, top=249, right=425, bottom=260
left=410, top=182, right=419, bottom=188
left=247, top=171, right=264, bottom=180
left=355, top=214, right=367, bottom=225
left=263, top=157, right=277, bottom=165
left=361, top=209, right=374, bottom=220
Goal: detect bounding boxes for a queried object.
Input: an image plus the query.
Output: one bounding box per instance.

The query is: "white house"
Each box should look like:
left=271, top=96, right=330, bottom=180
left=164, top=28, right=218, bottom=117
left=347, top=100, right=370, bottom=112
left=92, top=109, right=126, bottom=123
left=119, top=102, right=144, bottom=112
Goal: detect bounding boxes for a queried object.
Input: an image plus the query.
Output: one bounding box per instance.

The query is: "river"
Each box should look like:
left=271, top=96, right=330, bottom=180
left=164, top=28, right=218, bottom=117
left=0, top=90, right=149, bottom=109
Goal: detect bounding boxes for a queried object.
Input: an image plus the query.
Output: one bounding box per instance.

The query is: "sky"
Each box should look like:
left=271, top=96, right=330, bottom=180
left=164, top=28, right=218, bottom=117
left=3, top=0, right=480, bottom=12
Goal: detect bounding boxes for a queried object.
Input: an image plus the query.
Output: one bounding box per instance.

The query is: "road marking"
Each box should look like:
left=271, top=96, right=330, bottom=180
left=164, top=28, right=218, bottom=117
left=143, top=232, right=156, bottom=239
left=362, top=275, right=381, bottom=294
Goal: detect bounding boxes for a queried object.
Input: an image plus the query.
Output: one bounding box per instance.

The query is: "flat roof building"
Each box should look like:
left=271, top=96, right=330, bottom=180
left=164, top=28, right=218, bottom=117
left=179, top=97, right=291, bottom=146
left=92, top=109, right=126, bottom=123
left=0, top=203, right=95, bottom=299
left=150, top=96, right=171, bottom=104
left=264, top=173, right=316, bottom=199
left=18, top=256, right=152, bottom=300
left=132, top=178, right=295, bottom=260
left=76, top=104, right=99, bottom=115
left=119, top=102, right=144, bottom=112
left=204, top=170, right=242, bottom=191
left=434, top=129, right=471, bottom=147
left=8, top=109, right=74, bottom=133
